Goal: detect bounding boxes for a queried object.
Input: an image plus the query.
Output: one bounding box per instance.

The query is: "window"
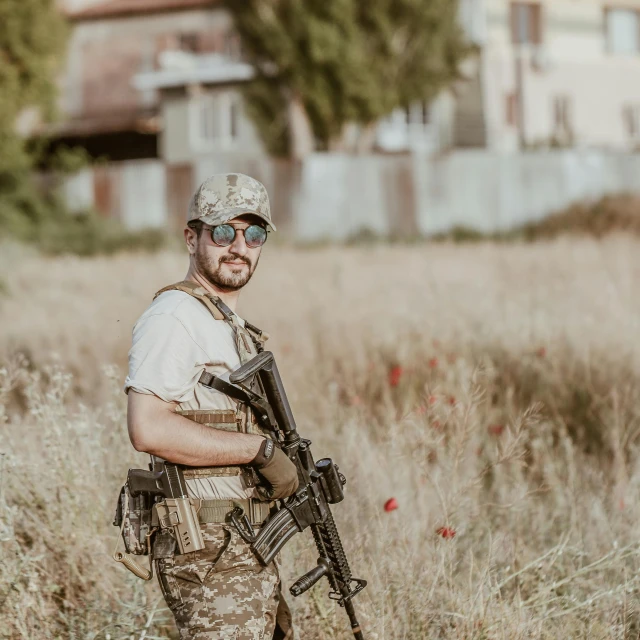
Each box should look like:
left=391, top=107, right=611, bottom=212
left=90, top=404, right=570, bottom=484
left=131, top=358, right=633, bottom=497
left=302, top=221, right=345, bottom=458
left=230, top=99, right=239, bottom=139
left=190, top=93, right=240, bottom=150
left=606, top=9, right=640, bottom=54
left=506, top=94, right=518, bottom=127
left=404, top=100, right=431, bottom=126
left=511, top=2, right=542, bottom=45
left=623, top=105, right=640, bottom=139
left=224, top=32, right=242, bottom=61
left=179, top=32, right=200, bottom=53
left=553, top=96, right=572, bottom=132
left=551, top=95, right=574, bottom=145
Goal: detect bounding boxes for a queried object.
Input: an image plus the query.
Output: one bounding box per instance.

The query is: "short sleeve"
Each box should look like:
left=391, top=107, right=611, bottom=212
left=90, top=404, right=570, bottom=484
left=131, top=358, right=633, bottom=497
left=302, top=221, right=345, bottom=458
left=124, top=313, right=209, bottom=403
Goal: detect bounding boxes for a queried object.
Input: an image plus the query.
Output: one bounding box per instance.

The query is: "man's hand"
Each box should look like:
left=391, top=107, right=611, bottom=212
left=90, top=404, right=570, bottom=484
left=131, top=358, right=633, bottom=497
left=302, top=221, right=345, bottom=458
left=251, top=439, right=299, bottom=500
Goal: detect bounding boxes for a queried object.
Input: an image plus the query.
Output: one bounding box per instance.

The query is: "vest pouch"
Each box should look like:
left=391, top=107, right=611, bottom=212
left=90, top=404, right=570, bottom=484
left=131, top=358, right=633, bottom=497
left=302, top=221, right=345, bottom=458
left=114, top=483, right=154, bottom=556
left=177, top=408, right=272, bottom=479
left=178, top=409, right=245, bottom=478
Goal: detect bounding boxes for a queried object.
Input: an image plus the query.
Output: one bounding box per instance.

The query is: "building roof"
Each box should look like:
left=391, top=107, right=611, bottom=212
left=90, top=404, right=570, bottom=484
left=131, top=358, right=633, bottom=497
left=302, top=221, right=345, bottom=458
left=46, top=109, right=160, bottom=137
left=68, top=0, right=220, bottom=21
left=133, top=56, right=255, bottom=91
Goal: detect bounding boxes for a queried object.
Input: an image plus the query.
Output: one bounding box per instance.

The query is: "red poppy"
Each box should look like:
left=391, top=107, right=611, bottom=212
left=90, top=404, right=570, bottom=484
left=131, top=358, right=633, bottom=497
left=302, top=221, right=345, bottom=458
left=384, top=498, right=398, bottom=512
left=436, top=526, right=456, bottom=539
left=428, top=357, right=439, bottom=369
left=488, top=424, right=504, bottom=436
left=447, top=396, right=456, bottom=406
left=428, top=395, right=438, bottom=405
left=388, top=365, right=403, bottom=387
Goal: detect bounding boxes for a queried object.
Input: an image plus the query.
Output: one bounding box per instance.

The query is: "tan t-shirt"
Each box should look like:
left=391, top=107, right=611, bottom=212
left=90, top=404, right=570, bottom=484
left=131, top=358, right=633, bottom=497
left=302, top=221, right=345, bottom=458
left=124, top=290, right=257, bottom=500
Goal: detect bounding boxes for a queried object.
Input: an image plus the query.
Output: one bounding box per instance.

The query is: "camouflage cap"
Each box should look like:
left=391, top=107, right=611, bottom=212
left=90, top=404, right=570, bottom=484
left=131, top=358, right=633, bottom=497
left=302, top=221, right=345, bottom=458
left=187, top=173, right=275, bottom=230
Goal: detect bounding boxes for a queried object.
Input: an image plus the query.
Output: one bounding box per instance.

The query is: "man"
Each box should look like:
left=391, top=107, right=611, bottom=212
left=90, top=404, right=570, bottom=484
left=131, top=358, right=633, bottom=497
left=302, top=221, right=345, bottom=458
left=125, top=173, right=298, bottom=639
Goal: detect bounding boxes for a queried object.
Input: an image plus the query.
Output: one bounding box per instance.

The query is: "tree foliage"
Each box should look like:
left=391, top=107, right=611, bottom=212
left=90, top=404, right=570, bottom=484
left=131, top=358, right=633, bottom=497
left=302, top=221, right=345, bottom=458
left=0, top=1, right=164, bottom=255
left=0, top=0, right=67, bottom=175
left=0, top=0, right=68, bottom=242
left=224, top=0, right=470, bottom=155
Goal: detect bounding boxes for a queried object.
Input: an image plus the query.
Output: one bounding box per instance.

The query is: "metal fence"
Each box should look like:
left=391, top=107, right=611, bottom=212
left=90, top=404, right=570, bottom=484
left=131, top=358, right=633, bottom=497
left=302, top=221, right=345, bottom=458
left=63, top=150, right=640, bottom=240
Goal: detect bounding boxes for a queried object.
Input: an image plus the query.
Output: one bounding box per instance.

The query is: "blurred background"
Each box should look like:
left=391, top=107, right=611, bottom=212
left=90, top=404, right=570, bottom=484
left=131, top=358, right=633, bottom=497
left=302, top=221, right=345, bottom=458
left=4, top=2, right=640, bottom=639
left=3, top=0, right=640, bottom=248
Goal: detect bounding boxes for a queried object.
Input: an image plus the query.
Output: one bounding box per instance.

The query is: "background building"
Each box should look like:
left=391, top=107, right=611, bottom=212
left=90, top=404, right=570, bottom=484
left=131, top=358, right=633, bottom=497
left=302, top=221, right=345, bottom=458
left=379, top=0, right=640, bottom=153
left=480, top=0, right=640, bottom=151
left=53, top=0, right=640, bottom=238
left=57, top=0, right=261, bottom=162
left=56, top=0, right=640, bottom=160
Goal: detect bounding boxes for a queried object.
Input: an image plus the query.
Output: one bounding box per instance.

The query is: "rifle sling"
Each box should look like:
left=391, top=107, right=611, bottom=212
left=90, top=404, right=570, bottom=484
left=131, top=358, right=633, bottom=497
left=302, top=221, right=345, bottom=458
left=199, top=371, right=252, bottom=405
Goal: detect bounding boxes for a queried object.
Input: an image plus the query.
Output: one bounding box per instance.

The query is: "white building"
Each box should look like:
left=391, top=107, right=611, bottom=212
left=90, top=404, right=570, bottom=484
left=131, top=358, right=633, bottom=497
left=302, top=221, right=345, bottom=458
left=382, top=0, right=640, bottom=153
left=474, top=0, right=640, bottom=151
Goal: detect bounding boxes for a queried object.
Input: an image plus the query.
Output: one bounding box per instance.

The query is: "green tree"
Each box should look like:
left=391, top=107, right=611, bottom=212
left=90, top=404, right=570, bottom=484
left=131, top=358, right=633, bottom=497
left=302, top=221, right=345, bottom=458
left=225, top=0, right=469, bottom=156
left=0, top=0, right=68, bottom=240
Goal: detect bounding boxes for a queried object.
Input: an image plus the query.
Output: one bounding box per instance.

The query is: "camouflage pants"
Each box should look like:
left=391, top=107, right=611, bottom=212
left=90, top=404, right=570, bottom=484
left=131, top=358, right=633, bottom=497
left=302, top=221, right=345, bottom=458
left=155, top=523, right=293, bottom=639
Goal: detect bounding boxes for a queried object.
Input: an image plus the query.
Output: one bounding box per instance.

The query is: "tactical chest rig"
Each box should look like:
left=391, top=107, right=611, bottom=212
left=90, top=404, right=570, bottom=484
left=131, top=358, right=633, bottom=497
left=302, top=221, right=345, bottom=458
left=153, top=281, right=271, bottom=481
left=113, top=281, right=273, bottom=580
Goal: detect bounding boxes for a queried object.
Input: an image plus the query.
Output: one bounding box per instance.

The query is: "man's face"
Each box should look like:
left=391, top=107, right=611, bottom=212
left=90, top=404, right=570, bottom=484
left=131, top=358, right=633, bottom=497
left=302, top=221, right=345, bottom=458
left=189, top=215, right=264, bottom=292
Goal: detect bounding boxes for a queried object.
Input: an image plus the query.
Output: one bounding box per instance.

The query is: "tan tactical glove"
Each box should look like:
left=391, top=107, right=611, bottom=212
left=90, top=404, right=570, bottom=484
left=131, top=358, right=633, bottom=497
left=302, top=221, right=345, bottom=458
left=251, top=438, right=299, bottom=500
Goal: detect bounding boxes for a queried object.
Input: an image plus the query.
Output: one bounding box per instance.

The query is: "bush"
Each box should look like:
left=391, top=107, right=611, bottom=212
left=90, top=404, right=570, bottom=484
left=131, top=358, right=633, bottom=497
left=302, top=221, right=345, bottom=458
left=515, top=194, right=640, bottom=241
left=432, top=194, right=640, bottom=243
left=36, top=212, right=167, bottom=256
left=0, top=169, right=167, bottom=256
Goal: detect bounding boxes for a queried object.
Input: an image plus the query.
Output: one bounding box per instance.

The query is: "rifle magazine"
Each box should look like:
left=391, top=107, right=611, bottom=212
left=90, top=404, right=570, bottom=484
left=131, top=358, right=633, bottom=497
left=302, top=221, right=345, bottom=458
left=250, top=506, right=302, bottom=565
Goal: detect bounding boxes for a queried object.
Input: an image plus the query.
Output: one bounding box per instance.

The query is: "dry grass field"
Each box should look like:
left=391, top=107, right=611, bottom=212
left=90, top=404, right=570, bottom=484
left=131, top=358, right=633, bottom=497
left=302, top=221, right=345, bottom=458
left=2, top=237, right=640, bottom=639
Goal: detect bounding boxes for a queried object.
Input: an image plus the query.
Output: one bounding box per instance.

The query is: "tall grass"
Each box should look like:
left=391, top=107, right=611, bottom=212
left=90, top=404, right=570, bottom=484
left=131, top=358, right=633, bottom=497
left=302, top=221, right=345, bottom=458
left=2, top=237, right=640, bottom=638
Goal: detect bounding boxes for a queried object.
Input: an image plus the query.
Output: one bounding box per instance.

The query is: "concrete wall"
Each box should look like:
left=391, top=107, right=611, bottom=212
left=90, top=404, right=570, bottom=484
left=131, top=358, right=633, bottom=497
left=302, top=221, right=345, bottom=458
left=63, top=151, right=640, bottom=239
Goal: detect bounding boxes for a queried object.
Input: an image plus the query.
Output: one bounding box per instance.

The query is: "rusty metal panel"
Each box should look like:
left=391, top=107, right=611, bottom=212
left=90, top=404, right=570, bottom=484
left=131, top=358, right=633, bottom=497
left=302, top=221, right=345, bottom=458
left=93, top=166, right=115, bottom=218
left=270, top=159, right=299, bottom=233
left=166, top=164, right=194, bottom=229
left=382, top=156, right=418, bottom=237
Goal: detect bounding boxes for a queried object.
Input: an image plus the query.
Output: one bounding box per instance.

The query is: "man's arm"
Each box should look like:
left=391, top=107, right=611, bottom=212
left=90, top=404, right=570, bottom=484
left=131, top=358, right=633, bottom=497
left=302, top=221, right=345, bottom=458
left=127, top=390, right=263, bottom=466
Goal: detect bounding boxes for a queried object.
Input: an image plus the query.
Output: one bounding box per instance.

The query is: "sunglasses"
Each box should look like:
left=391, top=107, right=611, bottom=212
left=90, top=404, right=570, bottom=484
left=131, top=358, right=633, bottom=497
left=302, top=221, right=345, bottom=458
left=202, top=223, right=268, bottom=248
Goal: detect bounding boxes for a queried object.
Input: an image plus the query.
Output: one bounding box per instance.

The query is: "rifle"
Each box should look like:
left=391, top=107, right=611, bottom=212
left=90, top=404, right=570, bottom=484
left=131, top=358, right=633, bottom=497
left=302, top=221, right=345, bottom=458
left=200, top=351, right=367, bottom=640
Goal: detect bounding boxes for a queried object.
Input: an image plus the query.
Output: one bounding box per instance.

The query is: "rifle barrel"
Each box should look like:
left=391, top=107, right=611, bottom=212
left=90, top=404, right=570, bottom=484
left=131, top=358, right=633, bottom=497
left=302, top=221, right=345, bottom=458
left=344, top=600, right=364, bottom=640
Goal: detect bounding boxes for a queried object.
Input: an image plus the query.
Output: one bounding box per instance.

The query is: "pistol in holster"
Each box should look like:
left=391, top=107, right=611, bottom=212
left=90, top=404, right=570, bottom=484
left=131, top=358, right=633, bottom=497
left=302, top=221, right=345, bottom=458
left=112, top=458, right=204, bottom=580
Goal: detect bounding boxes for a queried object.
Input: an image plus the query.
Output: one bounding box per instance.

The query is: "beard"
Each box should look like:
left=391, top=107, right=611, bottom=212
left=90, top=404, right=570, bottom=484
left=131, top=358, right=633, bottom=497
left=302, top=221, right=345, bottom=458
left=194, top=243, right=259, bottom=292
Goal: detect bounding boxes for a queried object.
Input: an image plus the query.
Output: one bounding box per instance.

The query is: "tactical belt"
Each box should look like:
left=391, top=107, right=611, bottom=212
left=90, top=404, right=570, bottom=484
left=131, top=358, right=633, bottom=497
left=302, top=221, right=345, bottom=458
left=195, top=498, right=272, bottom=525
